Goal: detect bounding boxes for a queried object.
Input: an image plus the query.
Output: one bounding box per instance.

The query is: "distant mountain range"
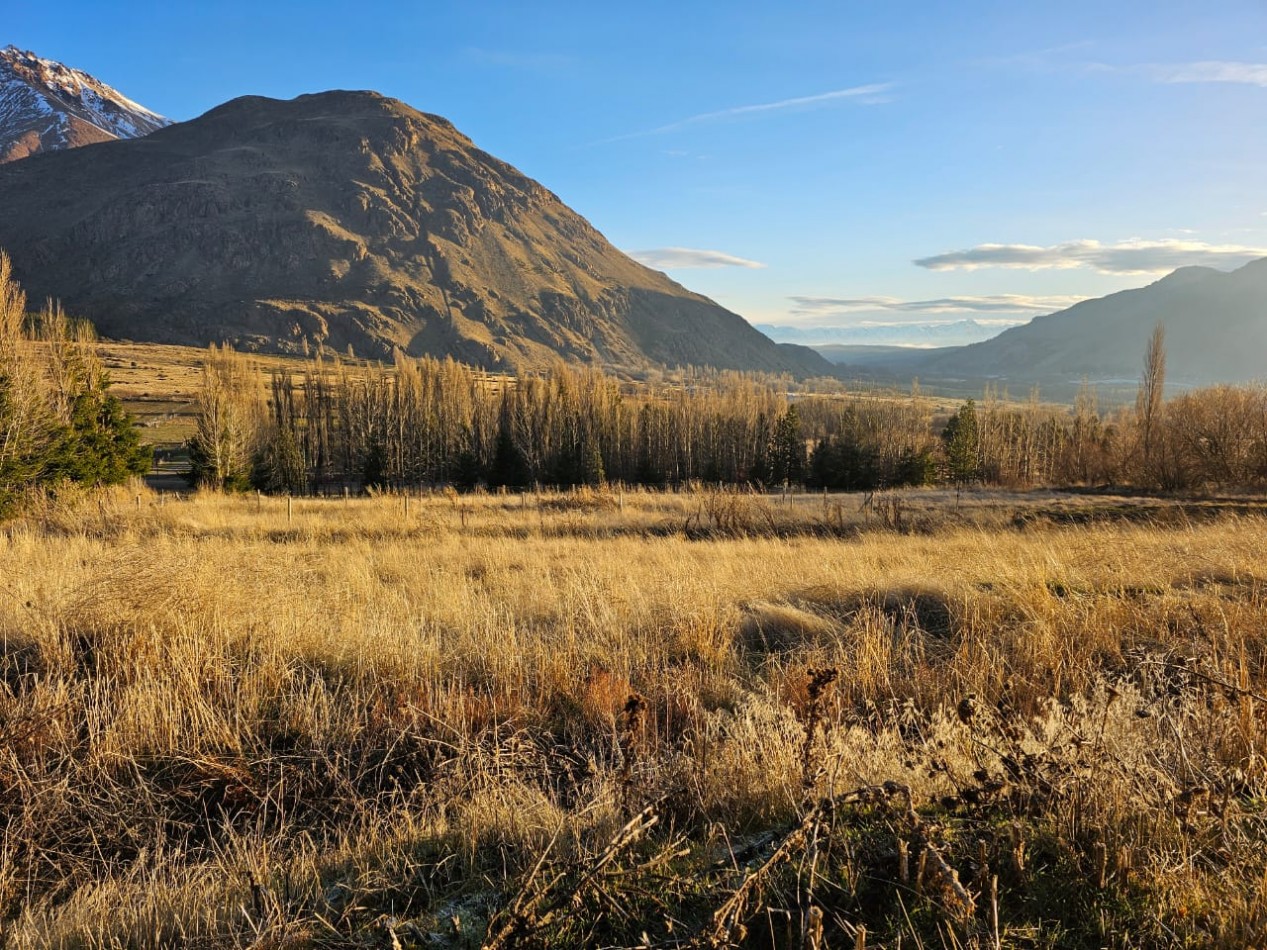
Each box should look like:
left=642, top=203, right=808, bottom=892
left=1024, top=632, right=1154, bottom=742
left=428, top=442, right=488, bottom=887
left=0, top=51, right=828, bottom=376
left=812, top=263, right=1267, bottom=390
left=0, top=46, right=169, bottom=162
left=758, top=318, right=1025, bottom=349
left=915, top=263, right=1267, bottom=384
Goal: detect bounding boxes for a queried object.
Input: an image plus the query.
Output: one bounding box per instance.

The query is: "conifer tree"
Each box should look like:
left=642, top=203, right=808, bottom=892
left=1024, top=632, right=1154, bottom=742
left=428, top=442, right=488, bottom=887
left=942, top=399, right=980, bottom=487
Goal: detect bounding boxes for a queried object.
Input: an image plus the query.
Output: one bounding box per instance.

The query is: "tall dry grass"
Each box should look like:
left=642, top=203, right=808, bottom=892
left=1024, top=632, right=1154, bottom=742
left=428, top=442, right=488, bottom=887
left=1, top=486, right=1266, bottom=947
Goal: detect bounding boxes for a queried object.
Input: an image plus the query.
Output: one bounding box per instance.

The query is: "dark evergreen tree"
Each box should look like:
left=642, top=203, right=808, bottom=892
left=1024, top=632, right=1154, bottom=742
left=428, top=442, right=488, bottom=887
left=361, top=440, right=388, bottom=490
left=251, top=427, right=307, bottom=494
left=894, top=448, right=937, bottom=487
left=451, top=447, right=482, bottom=491
left=45, top=386, right=150, bottom=487
left=942, top=399, right=980, bottom=486
left=771, top=405, right=805, bottom=485
left=489, top=422, right=530, bottom=489
left=582, top=437, right=606, bottom=487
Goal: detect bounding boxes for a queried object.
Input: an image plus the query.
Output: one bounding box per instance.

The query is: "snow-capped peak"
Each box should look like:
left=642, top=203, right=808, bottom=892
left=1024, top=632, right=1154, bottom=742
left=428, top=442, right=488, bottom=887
left=1, top=45, right=172, bottom=163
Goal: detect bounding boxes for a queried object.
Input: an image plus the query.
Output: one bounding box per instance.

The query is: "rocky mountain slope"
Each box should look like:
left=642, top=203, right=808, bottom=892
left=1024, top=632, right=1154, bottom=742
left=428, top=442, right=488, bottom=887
left=916, top=262, right=1267, bottom=384
left=0, top=89, right=829, bottom=375
left=0, top=45, right=170, bottom=163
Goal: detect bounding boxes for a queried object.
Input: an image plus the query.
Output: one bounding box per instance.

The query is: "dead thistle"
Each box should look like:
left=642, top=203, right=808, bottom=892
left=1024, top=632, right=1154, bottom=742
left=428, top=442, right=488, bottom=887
left=619, top=693, right=648, bottom=815
left=798, top=667, right=840, bottom=791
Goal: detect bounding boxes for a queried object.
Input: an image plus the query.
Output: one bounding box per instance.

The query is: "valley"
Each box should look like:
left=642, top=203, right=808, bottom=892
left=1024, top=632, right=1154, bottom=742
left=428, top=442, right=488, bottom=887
left=2, top=20, right=1267, bottom=948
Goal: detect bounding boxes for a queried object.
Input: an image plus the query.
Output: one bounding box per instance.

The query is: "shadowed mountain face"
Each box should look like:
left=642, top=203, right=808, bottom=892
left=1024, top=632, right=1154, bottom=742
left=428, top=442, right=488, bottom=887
left=0, top=90, right=829, bottom=375
left=912, top=262, right=1267, bottom=385
left=0, top=46, right=170, bottom=163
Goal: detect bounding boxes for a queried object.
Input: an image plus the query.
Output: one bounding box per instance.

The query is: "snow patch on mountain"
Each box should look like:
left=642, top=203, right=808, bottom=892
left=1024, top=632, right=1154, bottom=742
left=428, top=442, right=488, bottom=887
left=1, top=45, right=171, bottom=162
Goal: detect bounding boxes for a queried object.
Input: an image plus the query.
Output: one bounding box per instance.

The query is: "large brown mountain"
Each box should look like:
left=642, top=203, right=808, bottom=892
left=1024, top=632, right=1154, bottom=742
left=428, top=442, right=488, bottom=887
left=0, top=46, right=170, bottom=163
left=0, top=89, right=829, bottom=375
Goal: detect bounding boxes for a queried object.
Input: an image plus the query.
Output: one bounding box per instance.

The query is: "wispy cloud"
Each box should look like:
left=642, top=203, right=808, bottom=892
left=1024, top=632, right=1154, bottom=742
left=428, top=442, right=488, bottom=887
left=990, top=48, right=1267, bottom=89
left=974, top=41, right=1097, bottom=72
left=651, top=83, right=893, bottom=134
left=788, top=293, right=1086, bottom=320
left=1146, top=60, right=1267, bottom=87
left=914, top=239, right=1267, bottom=275
left=627, top=247, right=766, bottom=270
left=601, top=83, right=892, bottom=143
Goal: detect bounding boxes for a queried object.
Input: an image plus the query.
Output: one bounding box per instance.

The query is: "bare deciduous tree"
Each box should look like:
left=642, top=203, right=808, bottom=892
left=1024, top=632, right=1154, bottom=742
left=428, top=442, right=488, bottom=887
left=189, top=345, right=262, bottom=490
left=1136, top=323, right=1166, bottom=482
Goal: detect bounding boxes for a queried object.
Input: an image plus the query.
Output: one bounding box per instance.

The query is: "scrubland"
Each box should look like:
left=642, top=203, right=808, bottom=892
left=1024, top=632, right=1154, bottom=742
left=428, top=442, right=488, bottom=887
left=2, top=485, right=1266, bottom=948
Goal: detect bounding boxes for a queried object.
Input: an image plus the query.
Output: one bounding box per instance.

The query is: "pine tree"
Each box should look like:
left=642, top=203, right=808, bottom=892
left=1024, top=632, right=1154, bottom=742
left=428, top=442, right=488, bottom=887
left=451, top=446, right=482, bottom=491
left=582, top=437, right=606, bottom=487
left=771, top=405, right=805, bottom=485
left=0, top=258, right=151, bottom=512
left=942, top=399, right=980, bottom=487
left=47, top=388, right=151, bottom=484
left=252, top=426, right=307, bottom=494
left=489, top=414, right=530, bottom=489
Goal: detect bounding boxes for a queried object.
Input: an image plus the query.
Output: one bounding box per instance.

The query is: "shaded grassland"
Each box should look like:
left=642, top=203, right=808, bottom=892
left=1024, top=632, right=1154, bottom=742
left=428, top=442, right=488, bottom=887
left=2, top=487, right=1266, bottom=948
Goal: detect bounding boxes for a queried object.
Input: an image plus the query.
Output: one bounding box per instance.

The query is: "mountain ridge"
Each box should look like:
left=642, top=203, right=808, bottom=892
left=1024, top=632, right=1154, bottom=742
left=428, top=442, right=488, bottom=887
left=0, top=45, right=170, bottom=163
left=916, top=260, right=1267, bottom=383
left=0, top=88, right=830, bottom=376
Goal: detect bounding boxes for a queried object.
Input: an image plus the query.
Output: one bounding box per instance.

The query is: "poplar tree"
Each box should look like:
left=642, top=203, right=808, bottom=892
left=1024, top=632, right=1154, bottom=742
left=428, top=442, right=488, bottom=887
left=187, top=345, right=260, bottom=491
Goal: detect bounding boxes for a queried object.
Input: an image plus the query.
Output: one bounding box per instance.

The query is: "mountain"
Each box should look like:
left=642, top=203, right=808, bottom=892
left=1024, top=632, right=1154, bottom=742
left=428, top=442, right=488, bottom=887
left=917, top=263, right=1267, bottom=384
left=813, top=344, right=952, bottom=368
left=0, top=46, right=170, bottom=163
left=757, top=318, right=1024, bottom=349
left=0, top=90, right=829, bottom=376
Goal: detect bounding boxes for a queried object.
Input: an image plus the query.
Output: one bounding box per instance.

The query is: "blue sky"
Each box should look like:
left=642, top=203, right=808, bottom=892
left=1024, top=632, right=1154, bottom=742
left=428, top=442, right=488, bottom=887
left=9, top=1, right=1267, bottom=341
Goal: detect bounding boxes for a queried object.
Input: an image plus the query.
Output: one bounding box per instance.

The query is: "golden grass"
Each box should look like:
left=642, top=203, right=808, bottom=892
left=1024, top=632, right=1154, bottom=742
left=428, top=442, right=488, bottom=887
left=2, top=486, right=1266, bottom=947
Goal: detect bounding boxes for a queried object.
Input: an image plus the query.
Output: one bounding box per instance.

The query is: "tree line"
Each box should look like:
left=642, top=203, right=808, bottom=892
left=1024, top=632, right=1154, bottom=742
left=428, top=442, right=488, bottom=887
left=0, top=253, right=151, bottom=515
left=188, top=329, right=1267, bottom=495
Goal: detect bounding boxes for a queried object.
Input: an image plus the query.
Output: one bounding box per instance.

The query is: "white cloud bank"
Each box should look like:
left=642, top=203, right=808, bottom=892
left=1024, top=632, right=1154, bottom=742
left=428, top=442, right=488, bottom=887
left=914, top=239, right=1267, bottom=275
left=627, top=247, right=766, bottom=270
left=788, top=293, right=1086, bottom=318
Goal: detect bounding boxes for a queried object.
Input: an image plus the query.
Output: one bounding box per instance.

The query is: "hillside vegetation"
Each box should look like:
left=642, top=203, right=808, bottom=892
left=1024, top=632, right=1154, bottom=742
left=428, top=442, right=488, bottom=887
left=2, top=487, right=1266, bottom=947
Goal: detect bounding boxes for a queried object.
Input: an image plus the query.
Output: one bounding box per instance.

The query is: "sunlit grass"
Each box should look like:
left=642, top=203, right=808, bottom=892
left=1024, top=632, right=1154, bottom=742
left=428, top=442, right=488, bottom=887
left=2, top=486, right=1266, bottom=947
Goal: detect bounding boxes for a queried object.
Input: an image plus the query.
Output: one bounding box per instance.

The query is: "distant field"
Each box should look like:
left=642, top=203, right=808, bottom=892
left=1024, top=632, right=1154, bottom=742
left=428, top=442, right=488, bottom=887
left=99, top=342, right=319, bottom=451
left=2, top=485, right=1265, bottom=947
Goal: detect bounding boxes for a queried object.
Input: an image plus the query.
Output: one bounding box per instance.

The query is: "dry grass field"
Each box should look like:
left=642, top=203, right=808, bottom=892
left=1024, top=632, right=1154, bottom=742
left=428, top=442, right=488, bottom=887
left=2, top=485, right=1266, bottom=948
left=96, top=344, right=304, bottom=451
